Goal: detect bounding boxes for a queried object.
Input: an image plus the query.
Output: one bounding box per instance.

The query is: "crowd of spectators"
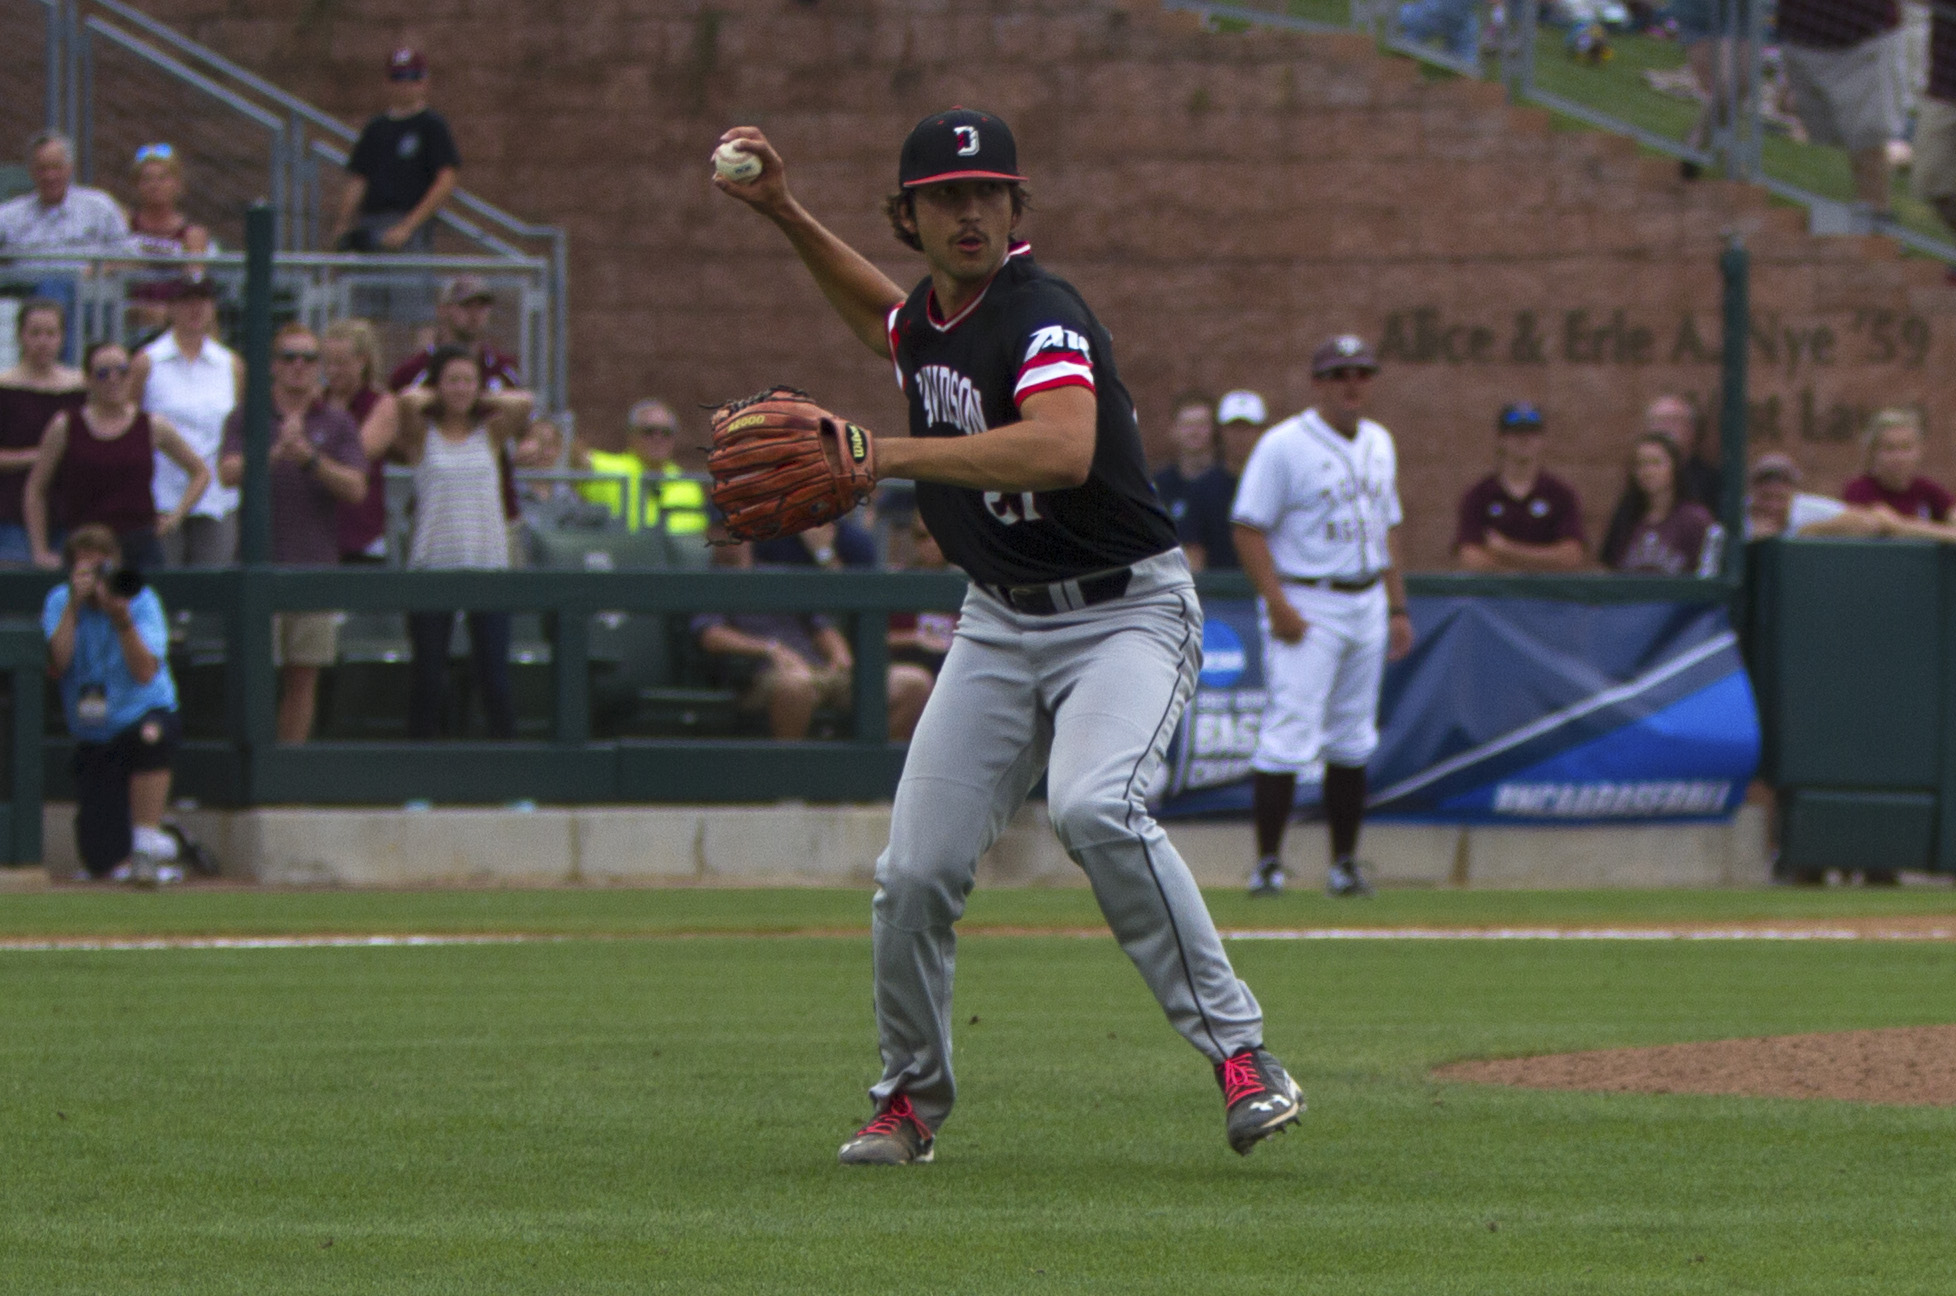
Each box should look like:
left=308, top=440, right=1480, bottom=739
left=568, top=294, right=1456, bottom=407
left=1153, top=382, right=1953, bottom=581
left=10, top=28, right=1956, bottom=856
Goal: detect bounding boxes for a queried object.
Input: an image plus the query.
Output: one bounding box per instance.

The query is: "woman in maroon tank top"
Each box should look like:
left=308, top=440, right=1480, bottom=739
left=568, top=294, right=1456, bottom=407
left=0, top=299, right=84, bottom=565
left=322, top=319, right=401, bottom=563
left=25, top=341, right=212, bottom=571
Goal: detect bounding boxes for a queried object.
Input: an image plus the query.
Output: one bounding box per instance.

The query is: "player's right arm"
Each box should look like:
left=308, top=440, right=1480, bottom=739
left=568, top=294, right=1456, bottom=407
left=712, top=128, right=906, bottom=358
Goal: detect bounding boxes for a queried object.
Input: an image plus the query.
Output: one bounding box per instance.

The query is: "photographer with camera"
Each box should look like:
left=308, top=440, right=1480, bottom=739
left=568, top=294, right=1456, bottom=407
left=43, top=524, right=183, bottom=885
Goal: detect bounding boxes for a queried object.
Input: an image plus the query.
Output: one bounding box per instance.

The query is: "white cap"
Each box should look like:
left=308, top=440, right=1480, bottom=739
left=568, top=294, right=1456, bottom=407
left=1217, top=390, right=1267, bottom=426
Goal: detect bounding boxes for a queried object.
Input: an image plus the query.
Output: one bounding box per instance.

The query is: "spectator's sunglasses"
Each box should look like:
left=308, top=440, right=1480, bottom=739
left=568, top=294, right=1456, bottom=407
left=133, top=142, right=176, bottom=165
left=1498, top=402, right=1544, bottom=431
left=632, top=423, right=677, bottom=437
left=1318, top=367, right=1374, bottom=382
left=91, top=362, right=130, bottom=380
left=276, top=349, right=321, bottom=364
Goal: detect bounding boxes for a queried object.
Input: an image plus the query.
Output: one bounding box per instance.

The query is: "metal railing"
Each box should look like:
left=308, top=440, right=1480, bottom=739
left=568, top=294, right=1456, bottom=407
left=0, top=566, right=1728, bottom=810
left=0, top=249, right=561, bottom=408
left=25, top=0, right=570, bottom=405
left=1165, top=0, right=1956, bottom=264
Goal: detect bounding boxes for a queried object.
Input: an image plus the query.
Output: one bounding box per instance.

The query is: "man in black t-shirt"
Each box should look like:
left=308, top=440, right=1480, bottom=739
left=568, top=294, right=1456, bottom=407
left=714, top=109, right=1300, bottom=1167
left=331, top=48, right=461, bottom=255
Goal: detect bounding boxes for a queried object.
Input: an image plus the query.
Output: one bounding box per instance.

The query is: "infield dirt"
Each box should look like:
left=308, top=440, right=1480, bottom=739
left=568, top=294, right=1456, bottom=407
left=1435, top=1025, right=1956, bottom=1106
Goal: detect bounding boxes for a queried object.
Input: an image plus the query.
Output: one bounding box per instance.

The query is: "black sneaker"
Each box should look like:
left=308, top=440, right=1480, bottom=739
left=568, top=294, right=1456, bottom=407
left=1216, top=1046, right=1305, bottom=1155
left=1326, top=859, right=1374, bottom=898
left=1248, top=857, right=1286, bottom=897
left=837, top=1093, right=934, bottom=1165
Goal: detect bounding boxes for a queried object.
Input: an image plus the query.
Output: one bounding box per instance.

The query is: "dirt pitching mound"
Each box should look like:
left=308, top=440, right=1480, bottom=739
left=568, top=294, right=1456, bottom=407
left=1434, top=1025, right=1956, bottom=1106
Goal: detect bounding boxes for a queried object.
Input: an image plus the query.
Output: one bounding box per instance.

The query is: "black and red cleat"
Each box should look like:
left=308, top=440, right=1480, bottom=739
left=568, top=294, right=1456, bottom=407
left=1216, top=1046, right=1305, bottom=1155
left=837, top=1092, right=935, bottom=1165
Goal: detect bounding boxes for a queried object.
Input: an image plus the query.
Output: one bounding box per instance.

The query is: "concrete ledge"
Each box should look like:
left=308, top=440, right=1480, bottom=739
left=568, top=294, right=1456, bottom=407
left=39, top=802, right=1770, bottom=888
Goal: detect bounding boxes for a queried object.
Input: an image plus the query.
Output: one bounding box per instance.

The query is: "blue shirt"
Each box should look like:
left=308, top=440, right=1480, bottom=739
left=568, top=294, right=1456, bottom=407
left=42, top=584, right=177, bottom=741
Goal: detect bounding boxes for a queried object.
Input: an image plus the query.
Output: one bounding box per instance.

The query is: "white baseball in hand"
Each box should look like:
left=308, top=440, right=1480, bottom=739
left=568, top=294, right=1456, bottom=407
left=714, top=142, right=763, bottom=184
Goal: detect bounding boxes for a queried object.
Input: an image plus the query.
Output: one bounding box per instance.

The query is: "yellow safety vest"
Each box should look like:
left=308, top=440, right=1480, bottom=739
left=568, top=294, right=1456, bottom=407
left=580, top=452, right=709, bottom=534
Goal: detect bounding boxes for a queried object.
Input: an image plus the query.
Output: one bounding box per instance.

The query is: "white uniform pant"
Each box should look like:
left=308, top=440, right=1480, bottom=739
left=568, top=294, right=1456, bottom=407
left=1250, top=581, right=1388, bottom=775
left=870, top=550, right=1266, bottom=1132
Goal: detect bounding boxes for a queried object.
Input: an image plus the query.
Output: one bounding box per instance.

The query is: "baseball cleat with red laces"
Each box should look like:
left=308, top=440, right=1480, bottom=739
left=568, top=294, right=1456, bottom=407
left=837, top=1092, right=935, bottom=1165
left=1216, top=1046, right=1305, bottom=1155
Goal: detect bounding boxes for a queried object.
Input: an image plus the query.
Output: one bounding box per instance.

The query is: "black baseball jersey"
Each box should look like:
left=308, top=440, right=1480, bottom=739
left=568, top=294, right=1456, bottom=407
left=886, top=242, right=1178, bottom=587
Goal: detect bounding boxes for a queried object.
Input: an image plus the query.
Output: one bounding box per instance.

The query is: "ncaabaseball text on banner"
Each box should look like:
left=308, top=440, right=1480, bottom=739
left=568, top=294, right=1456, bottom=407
left=1156, top=596, right=1760, bottom=824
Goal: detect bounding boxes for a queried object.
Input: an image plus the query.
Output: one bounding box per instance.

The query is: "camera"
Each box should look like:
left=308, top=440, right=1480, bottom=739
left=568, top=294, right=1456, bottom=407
left=99, top=562, right=145, bottom=600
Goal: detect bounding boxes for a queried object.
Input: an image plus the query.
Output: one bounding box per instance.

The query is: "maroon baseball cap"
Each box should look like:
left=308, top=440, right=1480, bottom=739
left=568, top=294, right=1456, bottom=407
left=169, top=274, right=219, bottom=301
left=388, top=48, right=428, bottom=80
left=1311, top=334, right=1380, bottom=377
left=1750, top=453, right=1801, bottom=485
left=899, top=108, right=1026, bottom=189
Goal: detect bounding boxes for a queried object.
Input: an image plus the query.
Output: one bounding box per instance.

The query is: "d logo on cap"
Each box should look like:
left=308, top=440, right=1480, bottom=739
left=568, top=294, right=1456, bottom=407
left=954, top=126, right=980, bottom=157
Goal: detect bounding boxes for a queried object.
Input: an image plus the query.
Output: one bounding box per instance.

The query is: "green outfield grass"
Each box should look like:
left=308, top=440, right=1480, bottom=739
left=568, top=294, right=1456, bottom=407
left=2, top=889, right=1952, bottom=1293
left=0, top=882, right=1951, bottom=938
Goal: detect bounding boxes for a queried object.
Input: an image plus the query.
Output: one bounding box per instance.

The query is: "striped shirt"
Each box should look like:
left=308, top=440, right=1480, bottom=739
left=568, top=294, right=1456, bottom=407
left=408, top=426, right=510, bottom=570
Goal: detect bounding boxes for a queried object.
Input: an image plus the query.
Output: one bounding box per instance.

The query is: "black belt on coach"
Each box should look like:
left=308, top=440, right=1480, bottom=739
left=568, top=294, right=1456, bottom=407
left=1281, top=573, right=1382, bottom=593
left=986, top=566, right=1134, bottom=617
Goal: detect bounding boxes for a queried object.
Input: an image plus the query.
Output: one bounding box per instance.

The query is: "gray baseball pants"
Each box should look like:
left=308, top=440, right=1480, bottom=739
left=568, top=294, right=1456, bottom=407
left=869, top=548, right=1267, bottom=1131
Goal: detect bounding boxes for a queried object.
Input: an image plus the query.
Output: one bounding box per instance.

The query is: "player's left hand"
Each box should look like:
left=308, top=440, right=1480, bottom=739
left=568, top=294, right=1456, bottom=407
left=1387, top=611, right=1414, bottom=662
left=706, top=385, right=877, bottom=542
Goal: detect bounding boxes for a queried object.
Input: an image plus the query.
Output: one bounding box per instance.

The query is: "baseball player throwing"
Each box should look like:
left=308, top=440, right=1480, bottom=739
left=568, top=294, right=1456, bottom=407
left=1231, top=336, right=1414, bottom=899
left=714, top=109, right=1302, bottom=1164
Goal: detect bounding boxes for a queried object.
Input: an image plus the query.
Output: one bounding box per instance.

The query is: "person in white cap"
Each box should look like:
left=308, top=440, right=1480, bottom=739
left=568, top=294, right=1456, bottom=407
left=1743, top=454, right=1883, bottom=540
left=1178, top=389, right=1266, bottom=571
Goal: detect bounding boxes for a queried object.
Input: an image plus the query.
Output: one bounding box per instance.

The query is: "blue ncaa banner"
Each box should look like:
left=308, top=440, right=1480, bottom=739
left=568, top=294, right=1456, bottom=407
left=1155, top=596, right=1760, bottom=823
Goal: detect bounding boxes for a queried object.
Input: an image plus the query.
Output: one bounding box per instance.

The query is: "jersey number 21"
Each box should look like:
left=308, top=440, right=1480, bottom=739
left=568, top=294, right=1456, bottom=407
left=985, top=491, right=1044, bottom=525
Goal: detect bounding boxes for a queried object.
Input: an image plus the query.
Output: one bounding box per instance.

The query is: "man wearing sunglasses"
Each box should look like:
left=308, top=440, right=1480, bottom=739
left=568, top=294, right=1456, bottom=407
left=1453, top=403, right=1587, bottom=572
left=1232, top=335, right=1412, bottom=899
left=217, top=324, right=367, bottom=743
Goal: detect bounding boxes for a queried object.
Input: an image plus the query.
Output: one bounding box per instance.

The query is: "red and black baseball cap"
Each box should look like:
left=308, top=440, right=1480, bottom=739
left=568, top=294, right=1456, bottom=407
left=899, top=108, right=1026, bottom=189
left=388, top=48, right=428, bottom=80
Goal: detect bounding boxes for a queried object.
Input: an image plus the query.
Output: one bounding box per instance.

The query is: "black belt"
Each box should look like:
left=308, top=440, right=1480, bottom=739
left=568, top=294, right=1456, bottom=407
left=1281, top=573, right=1382, bottom=593
left=986, top=566, right=1134, bottom=616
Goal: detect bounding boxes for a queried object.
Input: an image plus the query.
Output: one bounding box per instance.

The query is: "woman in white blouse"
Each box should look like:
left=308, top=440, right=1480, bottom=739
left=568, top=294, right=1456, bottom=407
left=396, top=346, right=532, bottom=739
left=130, top=276, right=241, bottom=565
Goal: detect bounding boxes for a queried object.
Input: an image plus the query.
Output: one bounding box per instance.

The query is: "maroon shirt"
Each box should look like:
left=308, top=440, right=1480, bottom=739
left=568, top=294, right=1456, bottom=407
left=1841, top=475, right=1953, bottom=522
left=220, top=401, right=365, bottom=565
left=1454, top=470, right=1585, bottom=552
left=387, top=343, right=522, bottom=395
left=0, top=384, right=84, bottom=524
left=1610, top=502, right=1720, bottom=576
left=1777, top=0, right=1899, bottom=49
left=335, top=388, right=390, bottom=559
left=54, top=409, right=156, bottom=537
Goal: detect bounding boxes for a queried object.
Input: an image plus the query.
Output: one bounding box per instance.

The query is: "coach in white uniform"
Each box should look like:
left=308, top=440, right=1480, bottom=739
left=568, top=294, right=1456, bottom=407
left=1231, top=335, right=1413, bottom=897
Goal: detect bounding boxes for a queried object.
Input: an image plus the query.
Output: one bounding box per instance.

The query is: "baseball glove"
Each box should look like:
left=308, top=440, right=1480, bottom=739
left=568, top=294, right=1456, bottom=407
left=705, top=386, right=877, bottom=542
